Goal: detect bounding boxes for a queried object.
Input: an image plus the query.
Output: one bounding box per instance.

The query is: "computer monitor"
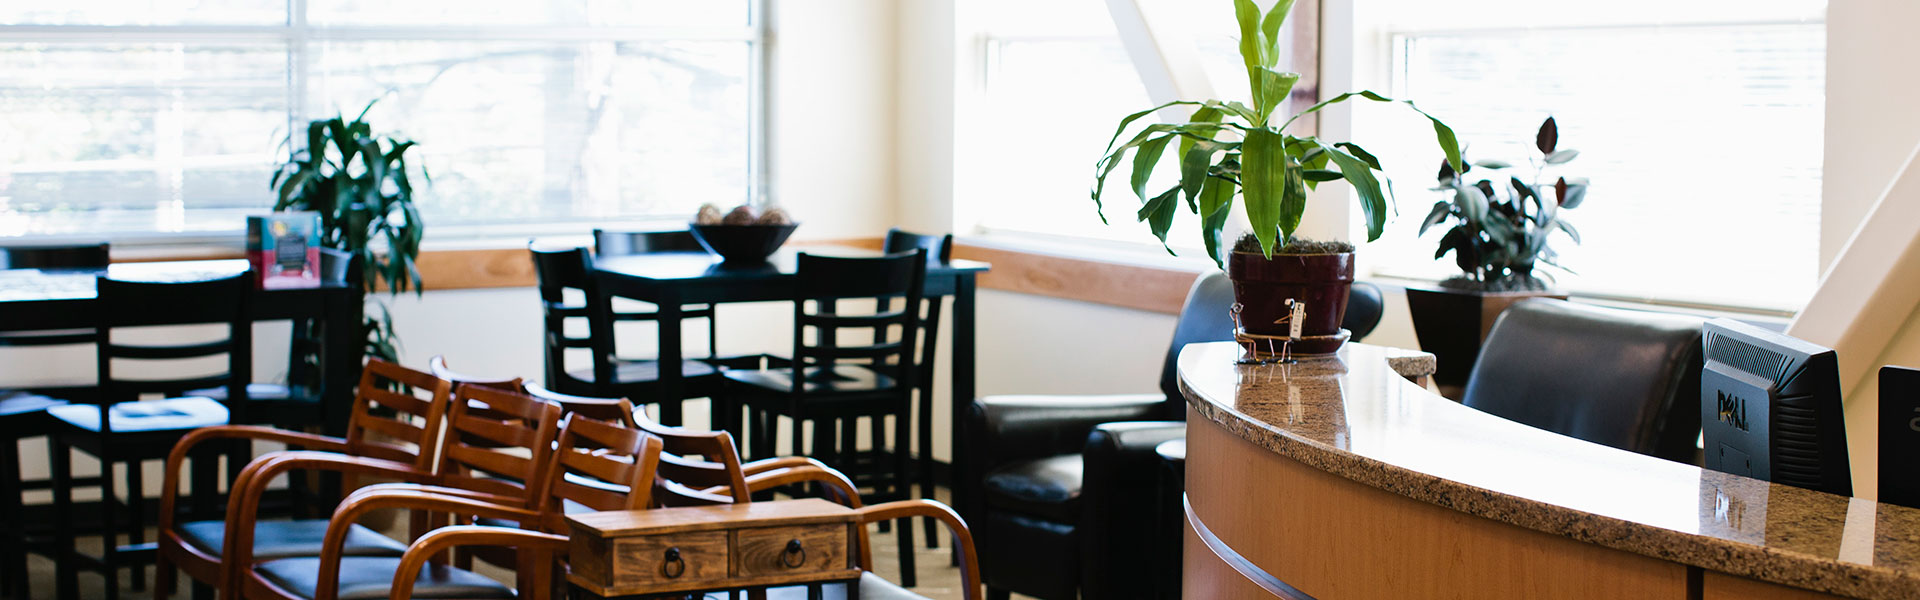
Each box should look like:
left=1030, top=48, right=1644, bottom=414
left=1700, top=318, right=1851, bottom=496
left=1880, top=366, right=1920, bottom=509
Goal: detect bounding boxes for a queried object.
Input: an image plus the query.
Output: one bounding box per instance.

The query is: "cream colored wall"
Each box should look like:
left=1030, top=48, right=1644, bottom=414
left=1786, top=0, right=1920, bottom=500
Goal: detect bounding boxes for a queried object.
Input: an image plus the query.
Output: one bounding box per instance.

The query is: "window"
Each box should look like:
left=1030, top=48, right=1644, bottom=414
left=1352, top=1, right=1826, bottom=312
left=0, top=1, right=760, bottom=238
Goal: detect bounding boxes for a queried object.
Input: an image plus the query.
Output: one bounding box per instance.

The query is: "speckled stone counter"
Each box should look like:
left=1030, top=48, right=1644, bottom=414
left=1180, top=341, right=1920, bottom=600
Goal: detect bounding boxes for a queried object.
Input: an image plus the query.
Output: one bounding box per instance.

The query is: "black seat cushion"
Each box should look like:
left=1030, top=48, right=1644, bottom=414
left=45, top=396, right=227, bottom=432
left=982, top=453, right=1082, bottom=523
left=567, top=359, right=716, bottom=384
left=176, top=519, right=408, bottom=559
left=762, top=572, right=932, bottom=600
left=254, top=556, right=513, bottom=600
left=723, top=365, right=897, bottom=395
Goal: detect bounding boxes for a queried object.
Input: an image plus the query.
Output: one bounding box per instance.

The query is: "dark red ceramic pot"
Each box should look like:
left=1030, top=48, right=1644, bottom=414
left=1226, top=251, right=1354, bottom=339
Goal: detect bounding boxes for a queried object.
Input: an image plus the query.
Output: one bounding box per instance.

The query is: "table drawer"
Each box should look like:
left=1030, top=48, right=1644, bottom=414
left=611, top=531, right=730, bottom=589
left=733, top=523, right=850, bottom=578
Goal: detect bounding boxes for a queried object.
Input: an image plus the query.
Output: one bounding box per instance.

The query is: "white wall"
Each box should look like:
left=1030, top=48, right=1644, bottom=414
left=1821, top=0, right=1920, bottom=271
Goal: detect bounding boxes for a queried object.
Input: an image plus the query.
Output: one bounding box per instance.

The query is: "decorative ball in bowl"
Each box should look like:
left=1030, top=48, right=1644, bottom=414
left=689, top=203, right=798, bottom=264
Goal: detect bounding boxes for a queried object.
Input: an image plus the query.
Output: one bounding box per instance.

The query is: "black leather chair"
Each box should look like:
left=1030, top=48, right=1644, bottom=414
left=1462, top=298, right=1705, bottom=464
left=963, top=274, right=1386, bottom=600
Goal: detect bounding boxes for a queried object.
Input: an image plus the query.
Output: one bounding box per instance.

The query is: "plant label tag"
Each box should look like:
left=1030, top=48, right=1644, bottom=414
left=1289, top=302, right=1307, bottom=340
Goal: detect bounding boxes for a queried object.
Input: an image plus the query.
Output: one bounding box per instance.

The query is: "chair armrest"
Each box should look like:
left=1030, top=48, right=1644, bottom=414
left=316, top=490, right=544, bottom=600
left=966, top=394, right=1167, bottom=466
left=387, top=527, right=571, bottom=600
left=160, top=426, right=351, bottom=533
left=712, top=463, right=864, bottom=508
left=222, top=452, right=435, bottom=593
left=740, top=455, right=820, bottom=475
left=343, top=483, right=526, bottom=511
left=1080, top=421, right=1186, bottom=600
left=851, top=500, right=982, bottom=600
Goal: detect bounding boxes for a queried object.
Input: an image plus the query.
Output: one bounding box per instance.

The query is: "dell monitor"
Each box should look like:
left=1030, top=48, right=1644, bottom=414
left=1700, top=318, right=1851, bottom=496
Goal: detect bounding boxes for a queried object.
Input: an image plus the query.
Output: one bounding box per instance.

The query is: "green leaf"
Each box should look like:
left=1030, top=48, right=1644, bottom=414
left=1302, top=169, right=1344, bottom=182
left=1240, top=128, right=1290, bottom=257
left=1252, top=68, right=1301, bottom=124
left=1098, top=100, right=1204, bottom=159
left=1472, top=159, right=1512, bottom=170
left=1199, top=176, right=1237, bottom=268
left=1137, top=186, right=1182, bottom=253
left=1556, top=219, right=1581, bottom=244
left=1544, top=149, right=1580, bottom=164
left=1280, top=161, right=1307, bottom=243
left=1560, top=178, right=1590, bottom=209
left=1418, top=201, right=1451, bottom=236
left=1277, top=90, right=1463, bottom=174
left=1177, top=106, right=1224, bottom=163
left=1435, top=224, right=1469, bottom=260
left=1181, top=139, right=1231, bottom=207
left=1316, top=141, right=1389, bottom=241
left=1260, top=0, right=1298, bottom=68
left=1234, top=0, right=1265, bottom=73
left=1336, top=142, right=1384, bottom=171
left=1131, top=134, right=1174, bottom=202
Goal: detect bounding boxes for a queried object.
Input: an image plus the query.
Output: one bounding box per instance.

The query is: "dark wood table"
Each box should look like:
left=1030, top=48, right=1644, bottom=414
left=0, top=259, right=366, bottom=434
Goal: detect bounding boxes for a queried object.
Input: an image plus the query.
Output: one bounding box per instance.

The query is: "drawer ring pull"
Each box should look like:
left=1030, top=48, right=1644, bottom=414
left=662, top=547, right=686, bottom=579
left=782, top=539, right=806, bottom=568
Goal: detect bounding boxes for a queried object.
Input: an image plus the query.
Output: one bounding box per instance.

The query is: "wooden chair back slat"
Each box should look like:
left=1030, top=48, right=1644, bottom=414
left=537, top=413, right=662, bottom=531
left=343, top=360, right=453, bottom=469
left=437, top=384, right=563, bottom=504
left=522, top=384, right=752, bottom=506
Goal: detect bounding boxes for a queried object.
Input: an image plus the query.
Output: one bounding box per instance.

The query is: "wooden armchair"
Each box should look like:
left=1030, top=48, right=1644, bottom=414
left=156, top=359, right=453, bottom=598
left=260, top=412, right=664, bottom=600
left=521, top=382, right=861, bottom=507
left=225, top=383, right=563, bottom=598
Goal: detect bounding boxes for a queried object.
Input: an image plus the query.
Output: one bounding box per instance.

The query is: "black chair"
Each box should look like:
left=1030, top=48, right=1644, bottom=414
left=719, top=249, right=929, bottom=586
left=881, top=228, right=953, bottom=549
left=593, top=228, right=725, bottom=362
left=530, top=242, right=725, bottom=425
left=44, top=271, right=251, bottom=600
left=1462, top=298, right=1705, bottom=464
left=963, top=274, right=1386, bottom=600
left=0, top=243, right=108, bottom=599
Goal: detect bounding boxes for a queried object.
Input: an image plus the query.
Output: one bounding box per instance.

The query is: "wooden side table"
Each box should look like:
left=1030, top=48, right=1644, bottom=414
left=566, top=498, right=862, bottom=599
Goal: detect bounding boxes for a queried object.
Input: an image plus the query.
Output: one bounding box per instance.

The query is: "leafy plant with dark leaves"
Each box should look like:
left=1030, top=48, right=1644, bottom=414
left=1419, top=116, right=1589, bottom=291
left=1092, top=0, right=1464, bottom=266
left=270, top=101, right=427, bottom=362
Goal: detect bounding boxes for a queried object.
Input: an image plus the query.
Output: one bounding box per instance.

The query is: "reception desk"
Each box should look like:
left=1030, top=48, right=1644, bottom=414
left=1180, top=341, right=1920, bottom=599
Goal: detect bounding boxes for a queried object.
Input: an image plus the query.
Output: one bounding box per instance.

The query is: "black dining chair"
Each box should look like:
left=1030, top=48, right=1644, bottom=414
left=881, top=228, right=954, bottom=550
left=44, top=271, right=252, bottom=600
left=718, top=249, right=930, bottom=586
left=529, top=242, right=726, bottom=426
left=592, top=228, right=726, bottom=362
left=0, top=242, right=109, bottom=599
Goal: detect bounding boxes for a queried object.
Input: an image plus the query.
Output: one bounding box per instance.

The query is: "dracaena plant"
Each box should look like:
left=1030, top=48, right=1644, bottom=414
left=1419, top=116, right=1590, bottom=292
left=1092, top=0, right=1464, bottom=266
left=271, top=101, right=426, bottom=362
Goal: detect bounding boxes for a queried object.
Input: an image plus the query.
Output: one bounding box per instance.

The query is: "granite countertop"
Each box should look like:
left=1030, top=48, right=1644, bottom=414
left=1180, top=341, right=1920, bottom=600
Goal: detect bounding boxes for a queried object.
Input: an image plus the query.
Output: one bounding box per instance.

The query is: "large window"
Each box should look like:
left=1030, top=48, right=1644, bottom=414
left=0, top=1, right=759, bottom=238
left=1353, top=1, right=1826, bottom=312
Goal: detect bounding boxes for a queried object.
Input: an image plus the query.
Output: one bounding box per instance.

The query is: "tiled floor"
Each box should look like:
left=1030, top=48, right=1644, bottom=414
left=16, top=488, right=1022, bottom=600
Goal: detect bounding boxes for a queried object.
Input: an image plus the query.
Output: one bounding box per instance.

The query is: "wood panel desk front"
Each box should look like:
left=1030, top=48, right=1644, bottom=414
left=1179, top=342, right=1920, bottom=599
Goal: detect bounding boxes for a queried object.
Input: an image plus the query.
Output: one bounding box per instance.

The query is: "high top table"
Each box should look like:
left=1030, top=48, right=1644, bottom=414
left=1180, top=341, right=1920, bottom=599
left=0, top=259, right=365, bottom=433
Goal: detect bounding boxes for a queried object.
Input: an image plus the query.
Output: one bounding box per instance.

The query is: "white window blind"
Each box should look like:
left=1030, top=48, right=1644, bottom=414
left=1357, top=12, right=1825, bottom=312
left=0, top=1, right=759, bottom=238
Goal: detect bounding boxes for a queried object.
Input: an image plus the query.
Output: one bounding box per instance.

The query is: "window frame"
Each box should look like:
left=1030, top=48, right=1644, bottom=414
left=0, top=0, right=769, bottom=247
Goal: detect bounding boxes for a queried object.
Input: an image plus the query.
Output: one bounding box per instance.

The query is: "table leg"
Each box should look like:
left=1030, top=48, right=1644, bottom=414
left=320, top=289, right=364, bottom=508
left=656, top=289, right=685, bottom=427
left=949, top=274, right=978, bottom=531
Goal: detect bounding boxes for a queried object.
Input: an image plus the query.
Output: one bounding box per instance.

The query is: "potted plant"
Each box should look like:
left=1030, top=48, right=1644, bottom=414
left=271, top=102, right=426, bottom=362
left=1092, top=0, right=1463, bottom=355
left=1406, top=116, right=1589, bottom=392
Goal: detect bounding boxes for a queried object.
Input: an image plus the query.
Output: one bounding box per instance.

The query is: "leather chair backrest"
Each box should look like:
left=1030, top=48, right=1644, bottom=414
left=1158, top=272, right=1238, bottom=404
left=1463, top=298, right=1705, bottom=463
left=1344, top=281, right=1386, bottom=341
